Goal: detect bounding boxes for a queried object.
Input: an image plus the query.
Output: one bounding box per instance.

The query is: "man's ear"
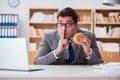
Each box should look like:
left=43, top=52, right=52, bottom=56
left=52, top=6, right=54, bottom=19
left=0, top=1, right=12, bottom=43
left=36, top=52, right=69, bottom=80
left=75, top=24, right=78, bottom=28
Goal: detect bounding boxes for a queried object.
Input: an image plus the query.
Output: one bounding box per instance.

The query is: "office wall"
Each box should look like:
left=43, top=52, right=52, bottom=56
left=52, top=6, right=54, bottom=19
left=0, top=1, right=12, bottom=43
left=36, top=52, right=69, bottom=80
left=0, top=0, right=120, bottom=38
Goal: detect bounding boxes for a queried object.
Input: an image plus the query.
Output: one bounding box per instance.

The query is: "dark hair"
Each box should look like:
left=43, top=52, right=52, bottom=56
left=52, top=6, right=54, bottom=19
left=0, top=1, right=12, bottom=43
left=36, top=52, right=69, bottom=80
left=57, top=7, right=78, bottom=23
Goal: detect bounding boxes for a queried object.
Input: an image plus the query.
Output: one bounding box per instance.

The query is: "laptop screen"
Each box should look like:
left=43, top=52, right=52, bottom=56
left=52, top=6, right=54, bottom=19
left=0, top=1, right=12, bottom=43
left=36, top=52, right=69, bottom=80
left=0, top=38, right=30, bottom=70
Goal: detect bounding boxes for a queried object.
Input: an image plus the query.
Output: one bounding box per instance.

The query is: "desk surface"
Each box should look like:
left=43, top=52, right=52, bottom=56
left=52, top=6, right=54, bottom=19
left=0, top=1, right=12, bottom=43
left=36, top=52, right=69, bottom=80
left=0, top=65, right=120, bottom=80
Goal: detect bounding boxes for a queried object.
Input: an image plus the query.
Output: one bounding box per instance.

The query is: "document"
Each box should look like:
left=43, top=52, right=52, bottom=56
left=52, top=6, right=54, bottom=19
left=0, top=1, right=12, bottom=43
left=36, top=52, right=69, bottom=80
left=93, top=62, right=120, bottom=74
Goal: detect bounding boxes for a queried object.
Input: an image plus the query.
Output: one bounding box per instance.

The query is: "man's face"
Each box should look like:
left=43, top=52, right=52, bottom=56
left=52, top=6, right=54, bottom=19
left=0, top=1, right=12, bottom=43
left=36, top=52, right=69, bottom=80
left=57, top=16, right=78, bottom=39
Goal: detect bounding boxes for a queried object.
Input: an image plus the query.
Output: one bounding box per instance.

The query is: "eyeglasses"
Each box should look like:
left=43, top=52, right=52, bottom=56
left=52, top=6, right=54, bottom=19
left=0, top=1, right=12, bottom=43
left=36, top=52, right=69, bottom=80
left=57, top=22, right=75, bottom=28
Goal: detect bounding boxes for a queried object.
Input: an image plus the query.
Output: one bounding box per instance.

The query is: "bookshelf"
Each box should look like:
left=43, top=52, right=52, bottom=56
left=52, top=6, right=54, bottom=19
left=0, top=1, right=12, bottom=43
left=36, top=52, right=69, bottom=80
left=0, top=14, right=18, bottom=38
left=94, top=9, right=120, bottom=42
left=94, top=9, right=120, bottom=63
left=28, top=8, right=58, bottom=64
left=28, top=8, right=93, bottom=64
left=74, top=9, right=93, bottom=32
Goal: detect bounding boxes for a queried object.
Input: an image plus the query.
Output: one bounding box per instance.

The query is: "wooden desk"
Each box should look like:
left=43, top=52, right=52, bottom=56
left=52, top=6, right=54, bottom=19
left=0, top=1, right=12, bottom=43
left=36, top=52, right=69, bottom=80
left=0, top=65, right=120, bottom=80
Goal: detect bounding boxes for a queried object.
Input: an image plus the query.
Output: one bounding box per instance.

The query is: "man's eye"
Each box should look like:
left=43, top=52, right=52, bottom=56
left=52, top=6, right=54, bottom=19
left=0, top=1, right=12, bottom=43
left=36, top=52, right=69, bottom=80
left=67, top=23, right=74, bottom=25
left=68, top=23, right=72, bottom=25
left=60, top=23, right=63, bottom=25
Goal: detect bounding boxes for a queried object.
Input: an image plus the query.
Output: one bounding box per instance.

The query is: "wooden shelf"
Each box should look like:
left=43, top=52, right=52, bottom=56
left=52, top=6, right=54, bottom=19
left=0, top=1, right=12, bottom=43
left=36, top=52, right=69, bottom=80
left=30, top=22, right=57, bottom=25
left=75, top=9, right=93, bottom=31
left=94, top=9, right=120, bottom=42
left=96, top=37, right=120, bottom=43
left=0, top=26, right=18, bottom=28
left=29, top=51, right=37, bottom=64
left=94, top=9, right=120, bottom=63
left=100, top=51, right=120, bottom=63
left=96, top=23, right=120, bottom=26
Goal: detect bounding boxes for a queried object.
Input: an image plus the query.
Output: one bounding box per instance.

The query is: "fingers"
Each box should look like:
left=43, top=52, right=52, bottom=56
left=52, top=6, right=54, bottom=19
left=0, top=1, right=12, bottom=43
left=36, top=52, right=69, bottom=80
left=61, top=30, right=65, bottom=47
left=80, top=36, right=91, bottom=54
left=56, top=39, right=70, bottom=55
left=63, top=39, right=70, bottom=47
left=80, top=36, right=91, bottom=47
left=61, top=30, right=65, bottom=39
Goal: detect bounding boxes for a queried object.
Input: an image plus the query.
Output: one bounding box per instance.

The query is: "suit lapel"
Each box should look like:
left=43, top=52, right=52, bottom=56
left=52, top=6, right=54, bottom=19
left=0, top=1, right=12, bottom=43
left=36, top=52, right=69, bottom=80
left=55, top=31, right=60, bottom=44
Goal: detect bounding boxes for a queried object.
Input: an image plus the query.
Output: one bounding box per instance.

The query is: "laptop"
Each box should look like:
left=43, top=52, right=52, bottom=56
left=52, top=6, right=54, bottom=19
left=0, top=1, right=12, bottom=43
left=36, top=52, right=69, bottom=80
left=0, top=38, right=43, bottom=71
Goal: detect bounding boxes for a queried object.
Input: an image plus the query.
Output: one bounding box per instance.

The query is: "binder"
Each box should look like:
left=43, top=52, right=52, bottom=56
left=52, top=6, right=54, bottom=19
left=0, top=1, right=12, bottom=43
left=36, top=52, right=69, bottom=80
left=10, top=28, right=14, bottom=38
left=5, top=15, right=9, bottom=26
left=0, top=28, right=1, bottom=38
left=0, top=15, right=2, bottom=26
left=14, top=15, right=18, bottom=26
left=0, top=14, right=18, bottom=38
left=13, top=28, right=17, bottom=38
left=11, top=15, right=14, bottom=26
left=4, top=28, right=8, bottom=38
left=7, top=28, right=11, bottom=38
left=1, top=28, right=5, bottom=38
left=8, top=14, right=12, bottom=26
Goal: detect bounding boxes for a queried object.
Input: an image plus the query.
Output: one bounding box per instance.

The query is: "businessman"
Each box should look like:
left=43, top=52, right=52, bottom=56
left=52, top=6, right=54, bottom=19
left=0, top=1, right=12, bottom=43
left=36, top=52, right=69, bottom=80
left=34, top=7, right=103, bottom=65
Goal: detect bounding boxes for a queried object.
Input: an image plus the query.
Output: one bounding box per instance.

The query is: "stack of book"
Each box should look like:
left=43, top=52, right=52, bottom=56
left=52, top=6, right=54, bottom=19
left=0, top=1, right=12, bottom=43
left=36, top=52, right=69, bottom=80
left=97, top=41, right=119, bottom=52
left=95, top=26, right=120, bottom=38
left=30, top=12, right=57, bottom=23
left=29, top=26, right=55, bottom=37
left=96, top=12, right=120, bottom=23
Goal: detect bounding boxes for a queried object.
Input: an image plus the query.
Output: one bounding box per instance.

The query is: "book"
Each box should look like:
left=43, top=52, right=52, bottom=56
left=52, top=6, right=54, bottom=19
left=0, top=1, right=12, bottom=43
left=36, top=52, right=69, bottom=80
left=102, top=43, right=119, bottom=52
left=30, top=26, right=37, bottom=36
left=29, top=43, right=37, bottom=51
left=107, top=26, right=114, bottom=37
left=112, top=27, right=120, bottom=38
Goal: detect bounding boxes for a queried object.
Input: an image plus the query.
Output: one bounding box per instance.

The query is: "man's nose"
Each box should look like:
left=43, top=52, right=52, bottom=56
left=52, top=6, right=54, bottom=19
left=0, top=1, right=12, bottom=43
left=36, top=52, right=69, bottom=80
left=62, top=26, right=67, bottom=31
left=62, top=24, right=67, bottom=29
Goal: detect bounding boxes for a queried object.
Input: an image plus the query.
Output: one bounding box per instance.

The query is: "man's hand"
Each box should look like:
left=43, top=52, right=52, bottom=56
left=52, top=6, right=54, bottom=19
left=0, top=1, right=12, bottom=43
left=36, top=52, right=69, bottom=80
left=55, top=30, right=70, bottom=56
left=80, top=36, right=91, bottom=56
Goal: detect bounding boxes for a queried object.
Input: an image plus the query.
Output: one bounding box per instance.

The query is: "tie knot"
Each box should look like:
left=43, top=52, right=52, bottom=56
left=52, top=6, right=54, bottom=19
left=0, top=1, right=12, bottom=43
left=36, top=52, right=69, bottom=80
left=68, top=42, right=72, bottom=50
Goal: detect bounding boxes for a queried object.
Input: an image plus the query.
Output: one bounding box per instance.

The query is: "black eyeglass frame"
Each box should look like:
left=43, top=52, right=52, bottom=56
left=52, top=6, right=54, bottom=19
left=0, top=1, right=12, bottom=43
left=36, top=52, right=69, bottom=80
left=56, top=22, right=75, bottom=28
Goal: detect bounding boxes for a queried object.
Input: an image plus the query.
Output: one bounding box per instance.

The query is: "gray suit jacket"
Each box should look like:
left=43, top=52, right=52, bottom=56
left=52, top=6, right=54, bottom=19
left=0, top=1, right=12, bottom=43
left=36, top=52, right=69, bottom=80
left=34, top=28, right=103, bottom=65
